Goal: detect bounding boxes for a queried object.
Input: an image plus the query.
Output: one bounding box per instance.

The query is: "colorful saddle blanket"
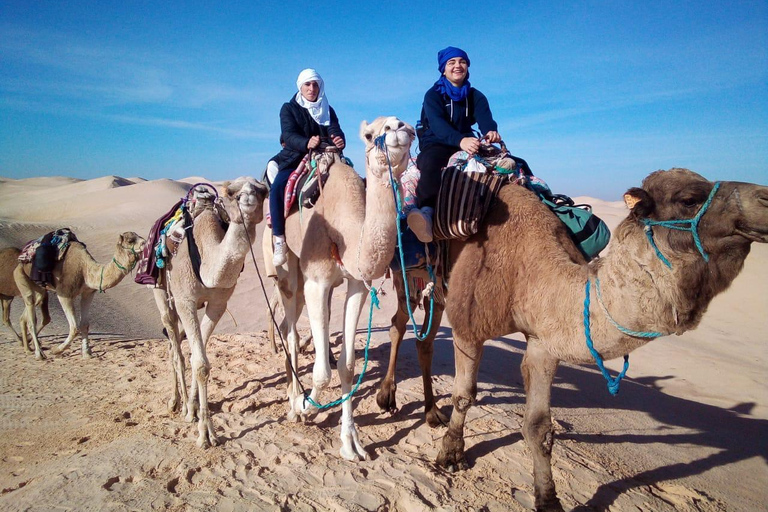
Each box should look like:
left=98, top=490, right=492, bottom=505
left=18, top=228, right=78, bottom=264
left=18, top=228, right=78, bottom=287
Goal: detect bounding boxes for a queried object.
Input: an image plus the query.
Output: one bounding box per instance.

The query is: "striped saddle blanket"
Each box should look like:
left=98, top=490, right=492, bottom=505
left=432, top=146, right=523, bottom=241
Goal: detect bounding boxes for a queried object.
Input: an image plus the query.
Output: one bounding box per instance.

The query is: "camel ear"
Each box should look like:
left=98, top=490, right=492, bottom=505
left=220, top=181, right=232, bottom=199
left=254, top=180, right=269, bottom=200
left=624, top=187, right=655, bottom=217
left=359, top=120, right=373, bottom=143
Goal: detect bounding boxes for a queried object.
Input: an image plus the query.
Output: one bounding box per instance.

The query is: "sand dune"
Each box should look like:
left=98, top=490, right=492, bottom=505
left=0, top=174, right=765, bottom=511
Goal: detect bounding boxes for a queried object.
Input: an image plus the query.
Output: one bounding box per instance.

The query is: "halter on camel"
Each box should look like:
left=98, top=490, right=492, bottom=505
left=584, top=182, right=722, bottom=395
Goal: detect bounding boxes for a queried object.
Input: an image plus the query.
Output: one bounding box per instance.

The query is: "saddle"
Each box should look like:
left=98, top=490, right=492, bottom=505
left=134, top=183, right=228, bottom=286
left=18, top=228, right=78, bottom=287
left=432, top=143, right=526, bottom=241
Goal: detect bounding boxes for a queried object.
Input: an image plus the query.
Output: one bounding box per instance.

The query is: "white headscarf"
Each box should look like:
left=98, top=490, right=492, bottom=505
left=295, top=68, right=330, bottom=126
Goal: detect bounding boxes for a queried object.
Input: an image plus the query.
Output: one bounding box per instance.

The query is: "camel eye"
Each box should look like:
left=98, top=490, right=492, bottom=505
left=365, top=133, right=373, bottom=141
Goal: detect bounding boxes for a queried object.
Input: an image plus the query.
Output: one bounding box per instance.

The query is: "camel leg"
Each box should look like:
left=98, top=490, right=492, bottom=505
left=1, top=297, right=22, bottom=343
left=416, top=300, right=447, bottom=427
left=277, top=260, right=304, bottom=422
left=335, top=279, right=368, bottom=461
left=177, top=298, right=218, bottom=448
left=51, top=295, right=79, bottom=356
left=521, top=342, right=562, bottom=512
left=267, top=287, right=280, bottom=354
left=78, top=290, right=96, bottom=358
left=294, top=278, right=333, bottom=421
left=153, top=288, right=187, bottom=416
left=436, top=333, right=484, bottom=471
left=21, top=299, right=46, bottom=359
left=376, top=275, right=409, bottom=414
left=20, top=290, right=46, bottom=360
left=37, top=293, right=51, bottom=336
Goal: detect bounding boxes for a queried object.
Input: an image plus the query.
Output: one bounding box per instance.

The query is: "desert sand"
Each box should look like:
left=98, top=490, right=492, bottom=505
left=0, top=174, right=765, bottom=512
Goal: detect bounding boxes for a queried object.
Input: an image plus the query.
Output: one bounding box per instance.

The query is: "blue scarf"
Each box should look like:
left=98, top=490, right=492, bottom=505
left=435, top=76, right=471, bottom=101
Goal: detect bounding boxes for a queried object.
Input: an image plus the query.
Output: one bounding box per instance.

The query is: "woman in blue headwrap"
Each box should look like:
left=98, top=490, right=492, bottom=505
left=270, top=68, right=346, bottom=266
left=408, top=46, right=501, bottom=243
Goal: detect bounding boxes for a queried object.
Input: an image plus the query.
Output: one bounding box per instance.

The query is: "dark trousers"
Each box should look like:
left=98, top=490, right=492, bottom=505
left=269, top=169, right=292, bottom=237
left=415, top=144, right=459, bottom=208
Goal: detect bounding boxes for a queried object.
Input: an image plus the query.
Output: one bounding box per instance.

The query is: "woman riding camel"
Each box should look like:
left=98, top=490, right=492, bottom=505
left=408, top=46, right=501, bottom=242
left=270, top=68, right=346, bottom=266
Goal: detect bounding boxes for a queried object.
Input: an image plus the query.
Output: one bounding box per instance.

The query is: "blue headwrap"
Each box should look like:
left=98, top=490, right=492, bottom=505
left=435, top=46, right=471, bottom=101
left=437, top=46, right=470, bottom=73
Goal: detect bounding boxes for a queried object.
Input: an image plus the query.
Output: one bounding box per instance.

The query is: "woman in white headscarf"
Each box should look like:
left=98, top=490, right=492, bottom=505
left=270, top=68, right=346, bottom=266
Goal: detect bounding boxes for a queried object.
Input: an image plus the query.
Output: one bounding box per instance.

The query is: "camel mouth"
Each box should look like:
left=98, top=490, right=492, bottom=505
left=735, top=227, right=768, bottom=243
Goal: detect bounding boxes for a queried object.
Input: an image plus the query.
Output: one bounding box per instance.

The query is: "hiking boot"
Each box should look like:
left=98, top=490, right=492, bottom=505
left=273, top=236, right=288, bottom=267
left=407, top=206, right=434, bottom=243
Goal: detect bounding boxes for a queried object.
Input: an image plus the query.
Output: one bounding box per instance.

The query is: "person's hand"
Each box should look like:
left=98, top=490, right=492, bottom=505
left=307, top=135, right=320, bottom=150
left=485, top=131, right=501, bottom=144
left=331, top=135, right=345, bottom=150
left=460, top=137, right=481, bottom=155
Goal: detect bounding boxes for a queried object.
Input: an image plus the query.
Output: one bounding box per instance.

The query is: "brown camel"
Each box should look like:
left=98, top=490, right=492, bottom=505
left=268, top=116, right=414, bottom=461
left=150, top=177, right=267, bottom=448
left=13, top=232, right=146, bottom=360
left=0, top=247, right=51, bottom=344
left=427, top=169, right=768, bottom=511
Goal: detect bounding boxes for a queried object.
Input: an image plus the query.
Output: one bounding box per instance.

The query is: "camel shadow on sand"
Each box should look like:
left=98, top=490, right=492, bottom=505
left=359, top=324, right=767, bottom=509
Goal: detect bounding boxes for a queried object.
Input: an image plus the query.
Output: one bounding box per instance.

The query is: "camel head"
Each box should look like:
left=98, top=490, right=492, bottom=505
left=220, top=176, right=268, bottom=224
left=360, top=116, right=415, bottom=181
left=116, top=231, right=146, bottom=269
left=620, top=168, right=768, bottom=270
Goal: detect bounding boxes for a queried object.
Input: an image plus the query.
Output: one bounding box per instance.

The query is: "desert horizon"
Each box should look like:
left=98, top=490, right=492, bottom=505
left=0, top=172, right=766, bottom=511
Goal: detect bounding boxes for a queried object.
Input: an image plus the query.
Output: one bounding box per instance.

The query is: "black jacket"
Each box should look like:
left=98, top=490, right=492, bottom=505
left=417, top=86, right=497, bottom=151
left=274, top=96, right=345, bottom=172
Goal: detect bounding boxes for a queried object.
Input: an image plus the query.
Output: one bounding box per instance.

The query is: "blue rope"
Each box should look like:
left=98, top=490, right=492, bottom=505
left=641, top=182, right=721, bottom=268
left=583, top=280, right=630, bottom=396
left=594, top=278, right=666, bottom=338
left=304, top=286, right=380, bottom=410
left=376, top=134, right=437, bottom=342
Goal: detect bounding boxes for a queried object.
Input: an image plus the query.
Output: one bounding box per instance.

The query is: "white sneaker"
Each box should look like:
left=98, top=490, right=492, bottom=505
left=407, top=206, right=434, bottom=243
left=273, top=236, right=287, bottom=266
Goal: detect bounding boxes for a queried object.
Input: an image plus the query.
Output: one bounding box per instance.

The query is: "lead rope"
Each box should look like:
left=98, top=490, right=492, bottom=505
left=239, top=200, right=376, bottom=411
left=376, top=134, right=437, bottom=341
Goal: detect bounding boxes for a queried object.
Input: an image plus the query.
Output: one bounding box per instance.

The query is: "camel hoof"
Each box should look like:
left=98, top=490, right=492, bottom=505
left=426, top=407, right=449, bottom=428
left=339, top=446, right=366, bottom=462
left=185, top=411, right=197, bottom=423
left=167, top=398, right=180, bottom=414
left=35, top=351, right=46, bottom=361
left=375, top=385, right=398, bottom=414
left=535, top=498, right=565, bottom=512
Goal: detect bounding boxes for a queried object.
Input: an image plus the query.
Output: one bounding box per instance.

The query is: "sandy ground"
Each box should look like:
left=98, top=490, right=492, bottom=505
left=0, top=175, right=765, bottom=512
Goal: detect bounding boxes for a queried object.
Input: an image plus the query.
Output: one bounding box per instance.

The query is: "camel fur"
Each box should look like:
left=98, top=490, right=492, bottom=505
left=0, top=247, right=51, bottom=345
left=268, top=116, right=414, bottom=461
left=428, top=169, right=768, bottom=511
left=13, top=232, right=146, bottom=360
left=151, top=177, right=267, bottom=448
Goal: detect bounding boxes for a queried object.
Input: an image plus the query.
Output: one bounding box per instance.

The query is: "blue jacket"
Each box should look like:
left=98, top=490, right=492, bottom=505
left=274, top=96, right=345, bottom=172
left=417, top=86, right=497, bottom=151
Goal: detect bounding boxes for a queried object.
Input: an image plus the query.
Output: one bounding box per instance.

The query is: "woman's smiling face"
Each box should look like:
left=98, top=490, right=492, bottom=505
left=443, top=57, right=468, bottom=86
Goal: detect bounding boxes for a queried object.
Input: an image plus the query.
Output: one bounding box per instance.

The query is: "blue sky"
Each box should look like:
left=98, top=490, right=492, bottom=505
left=1, top=1, right=766, bottom=199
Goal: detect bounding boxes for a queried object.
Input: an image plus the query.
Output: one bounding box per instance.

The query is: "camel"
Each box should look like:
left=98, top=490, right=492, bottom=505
left=269, top=116, right=414, bottom=461
left=423, top=169, right=768, bottom=511
left=13, top=231, right=146, bottom=360
left=151, top=177, right=267, bottom=448
left=0, top=247, right=51, bottom=344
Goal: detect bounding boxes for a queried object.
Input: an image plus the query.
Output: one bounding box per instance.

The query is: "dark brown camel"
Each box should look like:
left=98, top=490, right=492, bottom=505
left=427, top=169, right=767, bottom=511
